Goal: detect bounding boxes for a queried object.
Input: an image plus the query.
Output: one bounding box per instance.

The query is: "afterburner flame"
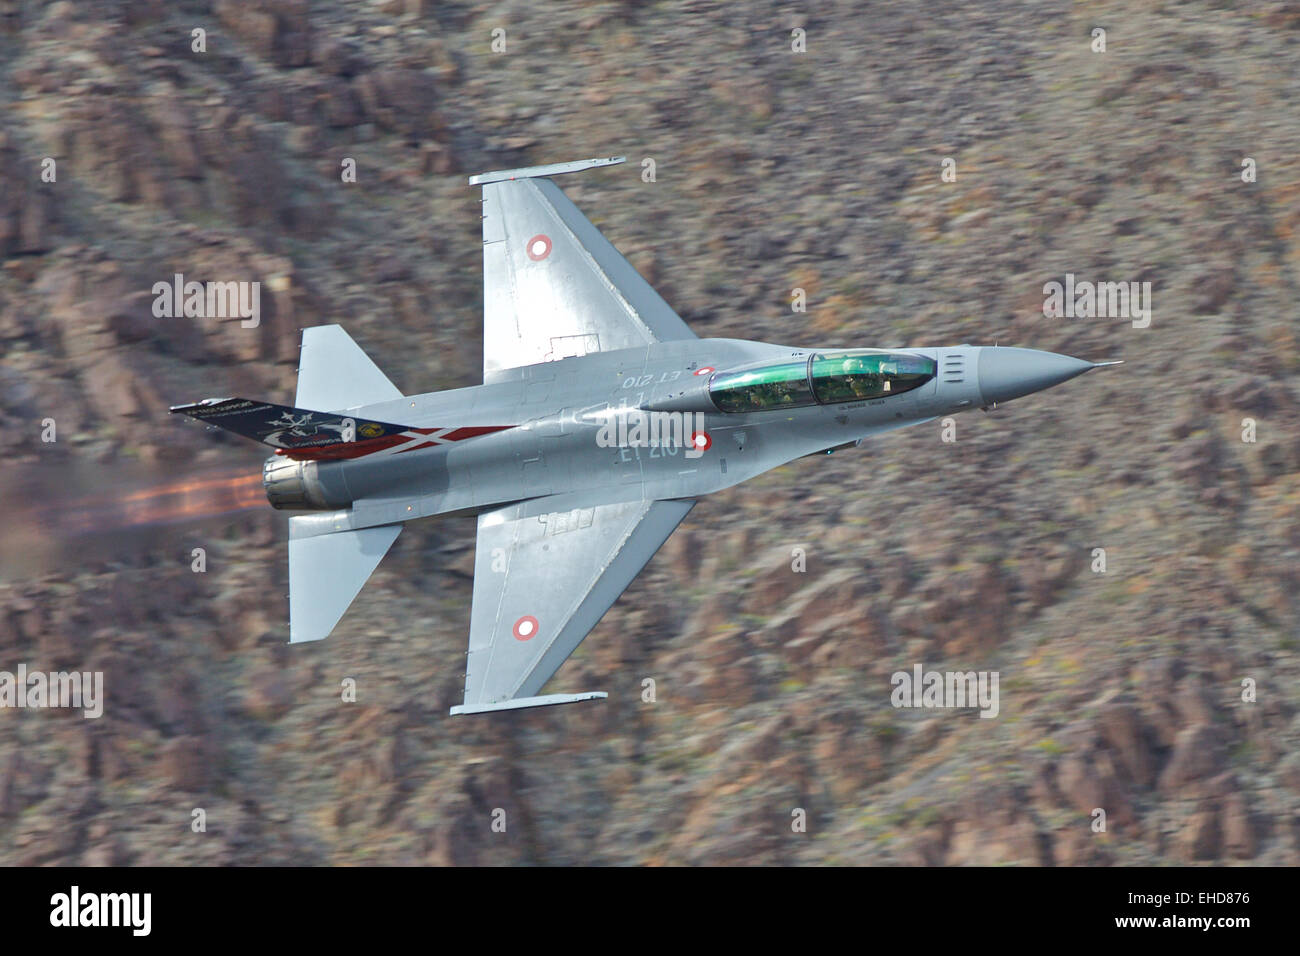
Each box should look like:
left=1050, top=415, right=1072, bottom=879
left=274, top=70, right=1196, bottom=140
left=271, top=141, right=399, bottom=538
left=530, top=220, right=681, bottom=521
left=52, top=471, right=265, bottom=535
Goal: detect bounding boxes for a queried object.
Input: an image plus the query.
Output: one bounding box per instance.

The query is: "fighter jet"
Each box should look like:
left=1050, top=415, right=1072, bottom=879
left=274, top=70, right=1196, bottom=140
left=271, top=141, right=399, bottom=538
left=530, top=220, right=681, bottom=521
left=172, top=156, right=1116, bottom=715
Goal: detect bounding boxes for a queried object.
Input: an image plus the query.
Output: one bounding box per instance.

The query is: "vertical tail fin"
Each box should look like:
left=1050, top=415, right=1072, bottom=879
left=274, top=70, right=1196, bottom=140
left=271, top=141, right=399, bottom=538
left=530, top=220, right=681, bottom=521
left=169, top=397, right=417, bottom=460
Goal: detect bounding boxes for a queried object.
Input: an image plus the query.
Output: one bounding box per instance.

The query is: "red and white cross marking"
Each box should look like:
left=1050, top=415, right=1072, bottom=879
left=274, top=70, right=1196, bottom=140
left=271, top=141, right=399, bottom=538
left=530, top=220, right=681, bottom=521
left=284, top=424, right=513, bottom=461
left=390, top=424, right=513, bottom=456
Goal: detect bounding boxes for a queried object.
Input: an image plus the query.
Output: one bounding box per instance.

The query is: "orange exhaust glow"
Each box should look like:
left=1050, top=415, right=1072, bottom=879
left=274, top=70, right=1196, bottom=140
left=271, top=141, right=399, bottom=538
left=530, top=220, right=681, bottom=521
left=49, top=471, right=266, bottom=536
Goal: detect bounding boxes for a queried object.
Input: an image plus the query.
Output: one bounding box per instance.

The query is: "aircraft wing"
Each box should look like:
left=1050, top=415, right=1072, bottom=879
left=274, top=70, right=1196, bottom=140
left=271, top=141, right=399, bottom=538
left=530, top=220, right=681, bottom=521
left=470, top=156, right=697, bottom=382
left=452, top=495, right=694, bottom=715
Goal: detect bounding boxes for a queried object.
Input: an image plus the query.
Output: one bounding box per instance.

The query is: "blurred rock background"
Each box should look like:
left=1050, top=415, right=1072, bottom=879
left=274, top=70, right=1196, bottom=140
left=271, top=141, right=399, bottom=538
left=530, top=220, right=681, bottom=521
left=0, top=0, right=1298, bottom=864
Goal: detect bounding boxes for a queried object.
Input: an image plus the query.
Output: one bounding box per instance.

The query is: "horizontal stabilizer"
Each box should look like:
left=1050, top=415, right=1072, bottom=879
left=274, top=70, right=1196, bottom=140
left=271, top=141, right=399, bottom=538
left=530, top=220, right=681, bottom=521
left=289, top=520, right=402, bottom=644
left=297, top=325, right=402, bottom=411
left=450, top=692, right=608, bottom=716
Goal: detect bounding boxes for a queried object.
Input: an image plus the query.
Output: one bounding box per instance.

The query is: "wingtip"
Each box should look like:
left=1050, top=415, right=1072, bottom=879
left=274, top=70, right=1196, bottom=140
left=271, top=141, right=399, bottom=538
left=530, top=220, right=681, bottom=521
left=467, top=155, right=628, bottom=186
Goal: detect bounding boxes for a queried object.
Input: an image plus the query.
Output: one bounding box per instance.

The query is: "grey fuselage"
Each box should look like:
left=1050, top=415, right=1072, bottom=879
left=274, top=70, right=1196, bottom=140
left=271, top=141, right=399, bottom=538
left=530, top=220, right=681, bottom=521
left=284, top=339, right=992, bottom=536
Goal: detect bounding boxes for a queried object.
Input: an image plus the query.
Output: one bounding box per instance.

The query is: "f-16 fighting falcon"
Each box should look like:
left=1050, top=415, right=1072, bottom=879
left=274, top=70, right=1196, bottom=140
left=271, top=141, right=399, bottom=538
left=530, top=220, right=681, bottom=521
left=172, top=156, right=1118, bottom=715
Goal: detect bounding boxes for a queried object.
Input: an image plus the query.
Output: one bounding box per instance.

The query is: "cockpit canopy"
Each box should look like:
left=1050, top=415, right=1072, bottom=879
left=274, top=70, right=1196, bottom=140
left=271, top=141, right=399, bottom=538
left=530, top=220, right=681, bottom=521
left=708, top=349, right=936, bottom=413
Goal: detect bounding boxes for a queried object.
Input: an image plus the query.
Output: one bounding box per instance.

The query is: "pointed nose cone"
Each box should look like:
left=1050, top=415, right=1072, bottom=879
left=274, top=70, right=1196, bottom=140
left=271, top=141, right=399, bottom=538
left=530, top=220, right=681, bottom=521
left=977, top=347, right=1095, bottom=406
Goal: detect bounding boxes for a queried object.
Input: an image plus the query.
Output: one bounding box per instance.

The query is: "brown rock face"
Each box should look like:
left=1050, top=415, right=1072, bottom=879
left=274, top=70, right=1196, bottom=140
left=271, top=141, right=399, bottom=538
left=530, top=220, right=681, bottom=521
left=160, top=736, right=210, bottom=791
left=1098, top=701, right=1155, bottom=789
left=353, top=69, right=440, bottom=137
left=216, top=0, right=314, bottom=67
left=0, top=144, right=55, bottom=255
left=1158, top=725, right=1225, bottom=794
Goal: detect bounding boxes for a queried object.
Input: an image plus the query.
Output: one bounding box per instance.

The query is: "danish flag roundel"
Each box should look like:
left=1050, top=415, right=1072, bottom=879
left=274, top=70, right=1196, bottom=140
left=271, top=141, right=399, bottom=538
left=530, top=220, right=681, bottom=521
left=690, top=431, right=712, bottom=452
left=525, top=235, right=552, bottom=261
left=694, top=366, right=715, bottom=376
left=513, top=615, right=540, bottom=641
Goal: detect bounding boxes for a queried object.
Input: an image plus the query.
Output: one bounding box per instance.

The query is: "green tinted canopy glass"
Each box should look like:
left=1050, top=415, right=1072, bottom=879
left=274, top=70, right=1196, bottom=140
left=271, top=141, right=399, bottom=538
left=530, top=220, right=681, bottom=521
left=708, top=361, right=815, bottom=413
left=809, top=350, right=935, bottom=404
left=708, top=350, right=936, bottom=413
